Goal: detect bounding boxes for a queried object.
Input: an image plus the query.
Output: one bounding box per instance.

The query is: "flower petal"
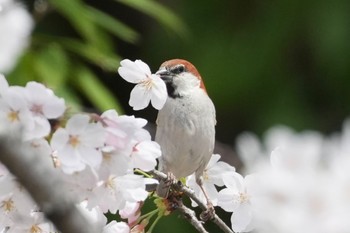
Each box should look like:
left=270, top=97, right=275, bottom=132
left=80, top=146, right=103, bottom=169
left=129, top=84, right=151, bottom=110
left=231, top=202, right=253, bottom=232
left=66, top=114, right=90, bottom=134
left=134, top=60, right=151, bottom=75
left=43, top=96, right=65, bottom=119
left=118, top=67, right=145, bottom=83
left=118, top=59, right=150, bottom=84
left=150, top=75, right=167, bottom=110
left=218, top=188, right=237, bottom=212
left=50, top=128, right=69, bottom=150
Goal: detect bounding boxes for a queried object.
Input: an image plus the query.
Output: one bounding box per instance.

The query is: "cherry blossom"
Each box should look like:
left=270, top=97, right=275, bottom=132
left=101, top=109, right=150, bottom=155
left=7, top=212, right=55, bottom=233
left=22, top=82, right=66, bottom=140
left=61, top=167, right=99, bottom=202
left=130, top=141, right=161, bottom=171
left=119, top=201, right=141, bottom=225
left=102, top=221, right=130, bottom=233
left=187, top=154, right=235, bottom=207
left=235, top=123, right=350, bottom=233
left=0, top=177, right=37, bottom=231
left=98, top=149, right=130, bottom=180
left=118, top=59, right=167, bottom=110
left=50, top=114, right=107, bottom=174
left=77, top=201, right=107, bottom=232
left=89, top=174, right=156, bottom=214
left=218, top=172, right=255, bottom=232
left=0, top=87, right=34, bottom=134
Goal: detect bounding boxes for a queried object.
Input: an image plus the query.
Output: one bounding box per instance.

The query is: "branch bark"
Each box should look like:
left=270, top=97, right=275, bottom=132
left=175, top=199, right=209, bottom=233
left=152, top=170, right=234, bottom=233
left=0, top=130, right=98, bottom=233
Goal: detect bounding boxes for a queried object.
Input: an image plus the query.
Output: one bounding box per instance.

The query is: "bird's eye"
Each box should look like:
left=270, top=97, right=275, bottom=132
left=171, top=65, right=186, bottom=74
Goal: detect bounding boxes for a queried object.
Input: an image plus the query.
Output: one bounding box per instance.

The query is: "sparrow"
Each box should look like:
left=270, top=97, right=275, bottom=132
left=155, top=59, right=216, bottom=218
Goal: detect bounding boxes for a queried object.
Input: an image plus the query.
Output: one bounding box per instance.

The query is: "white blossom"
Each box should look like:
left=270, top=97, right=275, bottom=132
left=102, top=221, right=130, bottom=233
left=130, top=141, right=161, bottom=171
left=101, top=109, right=150, bottom=155
left=22, top=82, right=66, bottom=140
left=218, top=172, right=255, bottom=232
left=7, top=212, right=54, bottom=233
left=0, top=0, right=33, bottom=73
left=235, top=122, right=350, bottom=233
left=118, top=59, right=167, bottom=110
left=0, top=87, right=34, bottom=134
left=187, top=154, right=235, bottom=207
left=77, top=201, right=107, bottom=232
left=119, top=201, right=141, bottom=225
left=89, top=174, right=152, bottom=214
left=50, top=114, right=107, bottom=174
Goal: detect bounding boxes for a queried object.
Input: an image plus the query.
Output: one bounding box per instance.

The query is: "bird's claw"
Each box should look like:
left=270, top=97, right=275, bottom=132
left=165, top=172, right=176, bottom=187
left=200, top=202, right=215, bottom=221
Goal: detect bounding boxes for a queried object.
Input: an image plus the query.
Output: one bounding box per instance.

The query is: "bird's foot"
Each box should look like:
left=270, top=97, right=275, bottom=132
left=165, top=172, right=177, bottom=187
left=200, top=202, right=215, bottom=221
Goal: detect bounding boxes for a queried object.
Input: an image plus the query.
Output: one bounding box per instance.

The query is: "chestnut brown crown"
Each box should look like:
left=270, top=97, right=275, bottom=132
left=159, top=59, right=206, bottom=92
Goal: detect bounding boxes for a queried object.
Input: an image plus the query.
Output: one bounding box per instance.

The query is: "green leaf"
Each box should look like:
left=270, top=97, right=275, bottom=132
left=7, top=51, right=37, bottom=86
left=86, top=6, right=140, bottom=43
left=48, top=0, right=100, bottom=45
left=58, top=38, right=120, bottom=71
left=34, top=43, right=69, bottom=89
left=118, top=0, right=189, bottom=38
left=74, top=65, right=124, bottom=114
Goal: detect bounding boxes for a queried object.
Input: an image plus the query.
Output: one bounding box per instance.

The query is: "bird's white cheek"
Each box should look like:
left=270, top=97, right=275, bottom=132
left=172, top=74, right=200, bottom=95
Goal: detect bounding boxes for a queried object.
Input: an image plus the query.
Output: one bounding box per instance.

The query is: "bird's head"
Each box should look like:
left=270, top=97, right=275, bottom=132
left=156, top=59, right=206, bottom=98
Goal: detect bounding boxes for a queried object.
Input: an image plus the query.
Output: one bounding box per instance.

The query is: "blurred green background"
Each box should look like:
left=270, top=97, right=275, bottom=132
left=5, top=0, right=350, bottom=232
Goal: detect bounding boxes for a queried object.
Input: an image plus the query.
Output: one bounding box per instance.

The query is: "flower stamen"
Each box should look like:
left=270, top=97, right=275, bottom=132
left=141, top=77, right=153, bottom=91
left=7, top=110, right=19, bottom=122
left=1, top=198, right=15, bottom=212
left=69, top=135, right=80, bottom=148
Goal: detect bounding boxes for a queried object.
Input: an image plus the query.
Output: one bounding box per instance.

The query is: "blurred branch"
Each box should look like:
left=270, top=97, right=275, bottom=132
left=152, top=170, right=234, bottom=233
left=0, top=130, right=97, bottom=233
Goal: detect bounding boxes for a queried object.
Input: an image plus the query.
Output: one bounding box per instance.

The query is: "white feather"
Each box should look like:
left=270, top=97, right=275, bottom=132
left=156, top=86, right=216, bottom=181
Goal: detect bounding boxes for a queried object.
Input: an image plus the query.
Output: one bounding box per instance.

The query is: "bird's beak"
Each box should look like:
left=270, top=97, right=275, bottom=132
left=156, top=68, right=173, bottom=83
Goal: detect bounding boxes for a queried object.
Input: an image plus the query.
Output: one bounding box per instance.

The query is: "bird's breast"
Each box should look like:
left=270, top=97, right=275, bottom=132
left=155, top=92, right=216, bottom=178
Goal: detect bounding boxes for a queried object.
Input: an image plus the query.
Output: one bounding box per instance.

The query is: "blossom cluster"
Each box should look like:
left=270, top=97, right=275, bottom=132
left=234, top=123, right=350, bottom=233
left=184, top=119, right=350, bottom=233
left=0, top=74, right=161, bottom=232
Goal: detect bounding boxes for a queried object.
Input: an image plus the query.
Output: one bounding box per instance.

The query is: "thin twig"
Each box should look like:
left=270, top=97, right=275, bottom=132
left=0, top=130, right=98, bottom=233
left=152, top=170, right=234, bottom=233
left=175, top=199, right=209, bottom=233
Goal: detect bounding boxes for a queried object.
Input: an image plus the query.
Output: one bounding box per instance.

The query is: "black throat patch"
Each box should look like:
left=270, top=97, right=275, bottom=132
left=166, top=82, right=182, bottom=99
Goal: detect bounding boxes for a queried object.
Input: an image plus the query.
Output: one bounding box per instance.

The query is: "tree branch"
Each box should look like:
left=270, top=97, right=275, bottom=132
left=0, top=130, right=98, bottom=233
left=175, top=198, right=209, bottom=233
left=151, top=170, right=234, bottom=233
